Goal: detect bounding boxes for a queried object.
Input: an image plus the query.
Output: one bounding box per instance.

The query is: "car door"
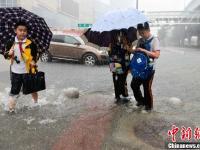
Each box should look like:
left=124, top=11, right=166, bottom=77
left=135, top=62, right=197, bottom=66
left=63, top=35, right=85, bottom=59
left=50, top=35, right=71, bottom=58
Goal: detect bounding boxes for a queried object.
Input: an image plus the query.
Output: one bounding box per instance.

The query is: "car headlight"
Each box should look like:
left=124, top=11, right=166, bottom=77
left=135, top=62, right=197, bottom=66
left=99, top=50, right=108, bottom=55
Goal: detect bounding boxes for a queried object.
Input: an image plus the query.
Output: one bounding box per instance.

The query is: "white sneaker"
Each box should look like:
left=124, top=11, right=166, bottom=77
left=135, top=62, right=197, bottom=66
left=141, top=109, right=149, bottom=114
left=30, top=101, right=40, bottom=108
left=141, top=108, right=152, bottom=114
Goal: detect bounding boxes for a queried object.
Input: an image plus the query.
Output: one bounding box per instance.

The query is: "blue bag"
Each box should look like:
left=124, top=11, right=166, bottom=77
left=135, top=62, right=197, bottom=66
left=130, top=37, right=154, bottom=80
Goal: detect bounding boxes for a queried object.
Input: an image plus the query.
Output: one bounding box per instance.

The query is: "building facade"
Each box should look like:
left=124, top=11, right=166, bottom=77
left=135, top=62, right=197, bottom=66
left=0, top=0, right=133, bottom=29
left=0, top=0, right=18, bottom=7
left=0, top=0, right=79, bottom=28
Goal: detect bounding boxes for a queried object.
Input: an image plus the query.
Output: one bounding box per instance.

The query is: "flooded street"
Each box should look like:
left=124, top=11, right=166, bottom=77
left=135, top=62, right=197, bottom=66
left=0, top=46, right=200, bottom=150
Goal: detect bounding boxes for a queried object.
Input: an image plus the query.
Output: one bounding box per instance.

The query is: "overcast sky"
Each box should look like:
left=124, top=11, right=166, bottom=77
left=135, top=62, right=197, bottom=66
left=138, top=0, right=192, bottom=11
left=99, top=0, right=193, bottom=11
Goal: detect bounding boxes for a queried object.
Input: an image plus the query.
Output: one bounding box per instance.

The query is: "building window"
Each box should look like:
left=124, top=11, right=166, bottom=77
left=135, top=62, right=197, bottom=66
left=0, top=0, right=17, bottom=7
left=60, top=0, right=79, bottom=18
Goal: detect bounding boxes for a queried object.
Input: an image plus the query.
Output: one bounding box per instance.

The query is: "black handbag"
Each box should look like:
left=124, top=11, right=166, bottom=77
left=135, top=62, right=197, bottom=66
left=23, top=70, right=46, bottom=95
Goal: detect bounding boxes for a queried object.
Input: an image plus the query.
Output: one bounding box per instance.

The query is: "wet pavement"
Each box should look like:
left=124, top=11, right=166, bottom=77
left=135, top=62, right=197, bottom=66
left=0, top=46, right=200, bottom=150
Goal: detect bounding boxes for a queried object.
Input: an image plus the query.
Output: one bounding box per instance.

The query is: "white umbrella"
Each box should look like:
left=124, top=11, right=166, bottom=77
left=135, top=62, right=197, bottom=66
left=91, top=9, right=149, bottom=32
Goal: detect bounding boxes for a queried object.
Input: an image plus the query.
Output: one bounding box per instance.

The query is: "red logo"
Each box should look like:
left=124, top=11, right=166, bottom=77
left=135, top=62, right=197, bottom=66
left=168, top=125, right=200, bottom=142
left=181, top=126, right=192, bottom=141
left=168, top=125, right=179, bottom=142
left=194, top=127, right=200, bottom=140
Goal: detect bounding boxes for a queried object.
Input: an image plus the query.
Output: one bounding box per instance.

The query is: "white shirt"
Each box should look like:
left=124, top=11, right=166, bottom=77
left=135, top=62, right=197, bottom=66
left=11, top=37, right=27, bottom=74
left=137, top=35, right=160, bottom=70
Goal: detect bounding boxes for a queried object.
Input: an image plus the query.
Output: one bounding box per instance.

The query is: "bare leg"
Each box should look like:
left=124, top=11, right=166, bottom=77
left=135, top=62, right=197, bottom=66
left=8, top=96, right=16, bottom=111
left=31, top=92, right=38, bottom=103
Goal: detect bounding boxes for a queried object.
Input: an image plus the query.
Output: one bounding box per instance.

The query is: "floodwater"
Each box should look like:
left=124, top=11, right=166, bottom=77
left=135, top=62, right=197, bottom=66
left=0, top=46, right=200, bottom=150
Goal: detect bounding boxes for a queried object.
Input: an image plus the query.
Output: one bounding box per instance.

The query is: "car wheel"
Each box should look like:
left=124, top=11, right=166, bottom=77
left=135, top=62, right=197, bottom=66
left=40, top=51, right=52, bottom=62
left=82, top=54, right=97, bottom=66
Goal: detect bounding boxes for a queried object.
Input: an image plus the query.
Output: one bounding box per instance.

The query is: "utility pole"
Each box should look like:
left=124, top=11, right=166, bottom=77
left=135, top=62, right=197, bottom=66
left=184, top=0, right=186, bottom=10
left=136, top=0, right=139, bottom=10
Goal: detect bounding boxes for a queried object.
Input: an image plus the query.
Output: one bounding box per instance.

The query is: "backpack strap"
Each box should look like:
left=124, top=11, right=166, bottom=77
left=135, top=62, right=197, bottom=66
left=146, top=37, right=154, bottom=44
left=144, top=36, right=154, bottom=52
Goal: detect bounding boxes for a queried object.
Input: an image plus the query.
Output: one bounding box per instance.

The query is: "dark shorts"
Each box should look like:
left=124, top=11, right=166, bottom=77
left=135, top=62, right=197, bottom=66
left=10, top=72, right=24, bottom=96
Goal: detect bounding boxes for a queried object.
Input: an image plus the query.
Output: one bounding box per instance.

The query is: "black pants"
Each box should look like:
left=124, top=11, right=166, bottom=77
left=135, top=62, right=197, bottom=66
left=10, top=72, right=24, bottom=96
left=131, top=72, right=155, bottom=110
left=112, top=72, right=128, bottom=99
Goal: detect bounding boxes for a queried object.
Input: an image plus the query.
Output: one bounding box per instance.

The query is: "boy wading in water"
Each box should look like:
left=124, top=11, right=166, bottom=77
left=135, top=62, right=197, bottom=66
left=4, top=21, right=38, bottom=113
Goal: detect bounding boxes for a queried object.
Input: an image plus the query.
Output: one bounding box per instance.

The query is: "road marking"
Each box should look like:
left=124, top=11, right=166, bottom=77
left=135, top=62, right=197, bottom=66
left=52, top=98, right=115, bottom=150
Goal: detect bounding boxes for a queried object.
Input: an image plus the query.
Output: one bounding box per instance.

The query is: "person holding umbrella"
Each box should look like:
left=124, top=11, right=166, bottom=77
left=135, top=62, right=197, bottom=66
left=3, top=21, right=40, bottom=113
left=83, top=8, right=148, bottom=104
left=0, top=7, right=52, bottom=113
left=108, top=30, right=131, bottom=103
